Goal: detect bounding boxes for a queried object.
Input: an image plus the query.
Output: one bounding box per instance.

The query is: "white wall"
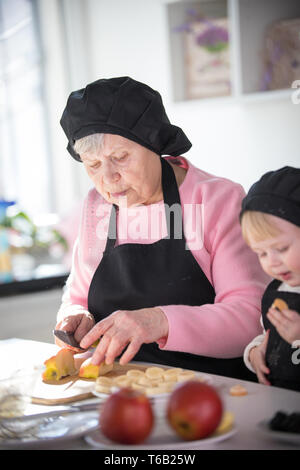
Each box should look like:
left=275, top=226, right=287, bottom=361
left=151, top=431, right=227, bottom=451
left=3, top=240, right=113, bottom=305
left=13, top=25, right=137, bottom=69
left=169, top=97, right=300, bottom=189
left=84, top=0, right=299, bottom=191
left=38, top=0, right=300, bottom=218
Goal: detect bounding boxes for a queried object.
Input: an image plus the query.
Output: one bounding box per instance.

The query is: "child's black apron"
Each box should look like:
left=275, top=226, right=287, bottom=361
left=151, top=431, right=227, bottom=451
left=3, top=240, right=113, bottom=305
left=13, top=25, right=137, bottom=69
left=262, top=279, right=300, bottom=391
left=88, top=157, right=254, bottom=380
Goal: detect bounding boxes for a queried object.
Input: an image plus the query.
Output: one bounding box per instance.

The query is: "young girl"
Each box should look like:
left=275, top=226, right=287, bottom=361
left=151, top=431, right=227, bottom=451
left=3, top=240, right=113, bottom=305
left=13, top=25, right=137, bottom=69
left=240, top=166, right=300, bottom=391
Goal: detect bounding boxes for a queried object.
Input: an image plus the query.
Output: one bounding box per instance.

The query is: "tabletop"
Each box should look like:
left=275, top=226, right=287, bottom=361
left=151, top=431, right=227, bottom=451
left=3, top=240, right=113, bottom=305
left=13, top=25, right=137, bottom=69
left=0, top=338, right=299, bottom=451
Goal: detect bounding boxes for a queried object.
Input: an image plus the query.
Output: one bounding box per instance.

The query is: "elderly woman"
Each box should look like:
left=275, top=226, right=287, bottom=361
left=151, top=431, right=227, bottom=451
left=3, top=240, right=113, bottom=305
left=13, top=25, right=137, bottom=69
left=56, top=76, right=268, bottom=380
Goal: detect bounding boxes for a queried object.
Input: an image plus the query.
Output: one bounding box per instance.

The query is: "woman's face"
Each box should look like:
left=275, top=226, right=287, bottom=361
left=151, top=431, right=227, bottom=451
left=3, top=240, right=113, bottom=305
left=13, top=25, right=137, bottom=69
left=81, top=134, right=163, bottom=207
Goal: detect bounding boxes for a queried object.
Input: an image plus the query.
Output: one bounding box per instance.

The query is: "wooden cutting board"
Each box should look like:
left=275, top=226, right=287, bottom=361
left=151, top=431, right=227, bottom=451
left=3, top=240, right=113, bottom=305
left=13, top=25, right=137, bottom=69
left=31, top=362, right=154, bottom=405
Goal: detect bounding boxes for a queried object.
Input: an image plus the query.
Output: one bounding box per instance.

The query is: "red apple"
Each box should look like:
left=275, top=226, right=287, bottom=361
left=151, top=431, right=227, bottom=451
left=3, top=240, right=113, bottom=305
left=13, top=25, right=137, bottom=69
left=100, top=388, right=154, bottom=444
left=167, top=381, right=223, bottom=440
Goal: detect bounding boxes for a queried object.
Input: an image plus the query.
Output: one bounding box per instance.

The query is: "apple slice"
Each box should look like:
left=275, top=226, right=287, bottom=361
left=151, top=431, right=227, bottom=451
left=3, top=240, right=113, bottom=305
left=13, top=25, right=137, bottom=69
left=42, top=348, right=77, bottom=381
left=73, top=350, right=93, bottom=372
left=79, top=357, right=114, bottom=379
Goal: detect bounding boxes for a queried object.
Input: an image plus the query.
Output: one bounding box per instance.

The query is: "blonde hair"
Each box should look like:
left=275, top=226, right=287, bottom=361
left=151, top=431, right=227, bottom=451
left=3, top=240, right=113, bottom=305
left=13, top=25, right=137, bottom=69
left=73, top=133, right=105, bottom=156
left=241, top=211, right=282, bottom=245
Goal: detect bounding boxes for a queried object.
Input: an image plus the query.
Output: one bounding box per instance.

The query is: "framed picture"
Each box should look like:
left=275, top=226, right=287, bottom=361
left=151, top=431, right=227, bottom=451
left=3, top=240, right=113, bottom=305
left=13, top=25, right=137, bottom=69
left=184, top=18, right=231, bottom=99
left=261, top=18, right=300, bottom=91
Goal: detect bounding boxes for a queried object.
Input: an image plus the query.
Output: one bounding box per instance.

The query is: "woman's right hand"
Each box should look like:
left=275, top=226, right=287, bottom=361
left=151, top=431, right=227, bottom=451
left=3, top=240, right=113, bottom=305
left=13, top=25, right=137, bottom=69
left=249, top=330, right=271, bottom=385
left=54, top=311, right=95, bottom=349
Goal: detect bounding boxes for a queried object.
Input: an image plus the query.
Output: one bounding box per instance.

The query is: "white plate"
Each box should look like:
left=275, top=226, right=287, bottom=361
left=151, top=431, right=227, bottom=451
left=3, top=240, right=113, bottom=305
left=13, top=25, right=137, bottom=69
left=0, top=411, right=99, bottom=449
left=257, top=420, right=300, bottom=446
left=92, top=370, right=214, bottom=401
left=85, top=416, right=237, bottom=450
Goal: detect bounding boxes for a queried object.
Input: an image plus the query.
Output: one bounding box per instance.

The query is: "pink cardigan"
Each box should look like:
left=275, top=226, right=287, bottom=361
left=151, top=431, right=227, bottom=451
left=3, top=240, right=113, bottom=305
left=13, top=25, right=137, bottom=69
left=57, top=157, right=269, bottom=358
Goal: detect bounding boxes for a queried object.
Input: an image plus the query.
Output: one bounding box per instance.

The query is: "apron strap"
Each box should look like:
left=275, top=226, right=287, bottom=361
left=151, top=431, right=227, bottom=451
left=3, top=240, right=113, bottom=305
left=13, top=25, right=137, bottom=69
left=104, top=204, right=118, bottom=253
left=160, top=157, right=183, bottom=241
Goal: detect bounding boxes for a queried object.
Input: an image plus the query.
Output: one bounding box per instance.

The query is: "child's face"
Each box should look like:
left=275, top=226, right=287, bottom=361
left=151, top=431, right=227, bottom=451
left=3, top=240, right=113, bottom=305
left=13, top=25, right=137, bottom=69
left=248, top=215, right=300, bottom=287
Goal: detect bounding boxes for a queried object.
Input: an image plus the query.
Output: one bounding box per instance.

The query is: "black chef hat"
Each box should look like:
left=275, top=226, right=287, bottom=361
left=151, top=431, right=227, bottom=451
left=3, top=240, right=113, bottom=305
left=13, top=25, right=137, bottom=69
left=240, top=166, right=300, bottom=228
left=60, top=76, right=192, bottom=162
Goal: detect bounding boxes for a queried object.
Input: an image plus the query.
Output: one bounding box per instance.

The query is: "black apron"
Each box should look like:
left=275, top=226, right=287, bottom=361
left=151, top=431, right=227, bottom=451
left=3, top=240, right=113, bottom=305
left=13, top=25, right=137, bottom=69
left=88, top=157, right=255, bottom=380
left=262, top=279, right=300, bottom=391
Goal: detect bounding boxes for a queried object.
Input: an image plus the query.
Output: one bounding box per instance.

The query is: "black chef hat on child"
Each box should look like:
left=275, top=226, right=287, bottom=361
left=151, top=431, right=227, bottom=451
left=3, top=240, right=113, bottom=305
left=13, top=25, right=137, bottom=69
left=240, top=166, right=300, bottom=227
left=60, top=76, right=192, bottom=162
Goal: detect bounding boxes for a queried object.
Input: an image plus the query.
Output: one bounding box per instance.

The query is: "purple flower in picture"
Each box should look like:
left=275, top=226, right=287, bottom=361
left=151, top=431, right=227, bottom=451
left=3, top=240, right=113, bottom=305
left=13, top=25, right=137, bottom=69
left=173, top=11, right=229, bottom=53
left=195, top=25, right=229, bottom=53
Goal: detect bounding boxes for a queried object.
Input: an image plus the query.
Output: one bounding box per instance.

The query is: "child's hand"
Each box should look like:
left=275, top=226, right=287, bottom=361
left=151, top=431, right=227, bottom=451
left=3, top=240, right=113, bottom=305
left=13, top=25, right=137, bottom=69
left=267, top=307, right=300, bottom=345
left=249, top=330, right=271, bottom=385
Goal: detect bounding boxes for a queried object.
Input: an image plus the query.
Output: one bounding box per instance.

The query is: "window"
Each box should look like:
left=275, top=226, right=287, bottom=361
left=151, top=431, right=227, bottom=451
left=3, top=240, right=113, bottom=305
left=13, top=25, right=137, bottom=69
left=0, top=0, right=53, bottom=217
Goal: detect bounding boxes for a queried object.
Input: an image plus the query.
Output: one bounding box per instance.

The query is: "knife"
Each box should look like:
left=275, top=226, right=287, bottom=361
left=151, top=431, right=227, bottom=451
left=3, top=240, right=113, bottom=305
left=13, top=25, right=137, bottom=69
left=53, top=330, right=86, bottom=351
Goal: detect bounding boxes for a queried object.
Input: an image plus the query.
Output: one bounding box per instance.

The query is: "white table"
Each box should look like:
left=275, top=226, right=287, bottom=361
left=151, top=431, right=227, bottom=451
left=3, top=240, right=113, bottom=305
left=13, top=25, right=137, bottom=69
left=0, top=338, right=299, bottom=450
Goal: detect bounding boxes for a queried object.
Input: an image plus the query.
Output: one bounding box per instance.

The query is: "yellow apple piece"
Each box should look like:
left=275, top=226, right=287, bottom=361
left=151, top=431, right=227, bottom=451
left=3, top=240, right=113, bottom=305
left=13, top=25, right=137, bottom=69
left=42, top=348, right=77, bottom=381
left=73, top=350, right=93, bottom=372
left=78, top=357, right=114, bottom=379
left=214, top=411, right=235, bottom=435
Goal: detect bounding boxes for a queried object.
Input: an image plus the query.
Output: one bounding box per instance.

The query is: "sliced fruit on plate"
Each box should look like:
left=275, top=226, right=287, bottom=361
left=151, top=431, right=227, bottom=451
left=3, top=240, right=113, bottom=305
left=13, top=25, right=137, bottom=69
left=94, top=366, right=211, bottom=396
left=214, top=411, right=235, bottom=435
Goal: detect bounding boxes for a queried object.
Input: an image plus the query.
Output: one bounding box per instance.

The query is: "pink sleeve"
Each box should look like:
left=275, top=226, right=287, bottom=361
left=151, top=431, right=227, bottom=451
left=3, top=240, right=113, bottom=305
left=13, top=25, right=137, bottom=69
left=56, top=191, right=101, bottom=322
left=158, top=180, right=270, bottom=358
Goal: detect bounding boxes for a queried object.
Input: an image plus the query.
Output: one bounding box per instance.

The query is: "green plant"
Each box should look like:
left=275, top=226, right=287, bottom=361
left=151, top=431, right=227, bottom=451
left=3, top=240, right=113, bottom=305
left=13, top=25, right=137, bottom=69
left=1, top=210, right=68, bottom=253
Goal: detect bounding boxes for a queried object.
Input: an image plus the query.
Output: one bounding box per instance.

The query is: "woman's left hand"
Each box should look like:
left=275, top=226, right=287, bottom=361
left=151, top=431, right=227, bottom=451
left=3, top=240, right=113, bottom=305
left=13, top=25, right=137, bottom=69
left=267, top=307, right=300, bottom=345
left=80, top=307, right=169, bottom=365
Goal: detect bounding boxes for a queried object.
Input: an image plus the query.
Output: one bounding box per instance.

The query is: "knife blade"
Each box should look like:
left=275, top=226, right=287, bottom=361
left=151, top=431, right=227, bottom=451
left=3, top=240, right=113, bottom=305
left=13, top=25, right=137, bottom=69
left=53, top=330, right=86, bottom=351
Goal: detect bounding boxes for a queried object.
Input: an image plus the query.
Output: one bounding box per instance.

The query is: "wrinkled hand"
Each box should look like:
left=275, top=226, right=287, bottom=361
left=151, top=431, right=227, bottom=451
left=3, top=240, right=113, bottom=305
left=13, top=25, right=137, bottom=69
left=54, top=311, right=95, bottom=350
left=80, top=307, right=169, bottom=366
left=249, top=330, right=271, bottom=385
left=267, top=307, right=300, bottom=345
